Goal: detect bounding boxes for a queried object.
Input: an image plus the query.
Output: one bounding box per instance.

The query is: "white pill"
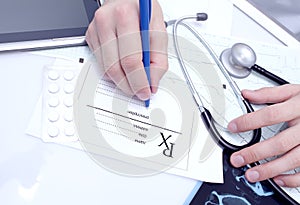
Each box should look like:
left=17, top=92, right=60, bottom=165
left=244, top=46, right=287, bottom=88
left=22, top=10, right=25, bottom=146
left=64, top=71, right=74, bottom=81
left=48, top=97, right=60, bottom=107
left=48, top=111, right=60, bottom=122
left=48, top=83, right=60, bottom=94
left=63, top=97, right=73, bottom=107
left=48, top=70, right=60, bottom=80
left=64, top=84, right=74, bottom=94
left=64, top=111, right=73, bottom=122
left=64, top=126, right=75, bottom=136
left=48, top=126, right=59, bottom=137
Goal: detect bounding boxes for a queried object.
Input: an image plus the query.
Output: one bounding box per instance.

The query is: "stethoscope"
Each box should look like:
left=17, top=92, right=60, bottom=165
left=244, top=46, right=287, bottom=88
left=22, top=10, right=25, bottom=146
left=166, top=13, right=297, bottom=205
left=220, top=42, right=290, bottom=84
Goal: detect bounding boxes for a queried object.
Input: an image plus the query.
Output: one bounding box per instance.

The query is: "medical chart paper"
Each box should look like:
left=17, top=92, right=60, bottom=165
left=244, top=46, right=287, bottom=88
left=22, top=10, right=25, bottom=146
left=22, top=1, right=300, bottom=202
left=27, top=32, right=300, bottom=190
left=27, top=36, right=226, bottom=183
left=72, top=51, right=224, bottom=182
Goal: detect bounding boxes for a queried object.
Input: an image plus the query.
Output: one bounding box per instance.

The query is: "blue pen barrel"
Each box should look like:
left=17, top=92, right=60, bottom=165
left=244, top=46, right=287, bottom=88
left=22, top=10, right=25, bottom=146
left=141, top=31, right=150, bottom=83
left=139, top=0, right=151, bottom=107
left=140, top=0, right=151, bottom=82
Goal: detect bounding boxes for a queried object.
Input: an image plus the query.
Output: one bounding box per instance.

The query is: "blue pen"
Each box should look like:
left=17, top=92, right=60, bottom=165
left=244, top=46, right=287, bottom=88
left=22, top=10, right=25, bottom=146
left=139, top=0, right=151, bottom=107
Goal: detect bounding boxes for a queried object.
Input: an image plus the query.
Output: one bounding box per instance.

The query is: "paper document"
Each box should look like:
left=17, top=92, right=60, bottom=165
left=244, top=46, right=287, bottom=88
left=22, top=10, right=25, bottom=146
left=26, top=31, right=300, bottom=188
left=73, top=54, right=223, bottom=182
left=28, top=43, right=225, bottom=183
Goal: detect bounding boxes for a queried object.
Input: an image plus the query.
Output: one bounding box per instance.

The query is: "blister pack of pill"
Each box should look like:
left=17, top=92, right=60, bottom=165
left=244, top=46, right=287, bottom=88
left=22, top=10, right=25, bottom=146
left=42, top=64, right=81, bottom=143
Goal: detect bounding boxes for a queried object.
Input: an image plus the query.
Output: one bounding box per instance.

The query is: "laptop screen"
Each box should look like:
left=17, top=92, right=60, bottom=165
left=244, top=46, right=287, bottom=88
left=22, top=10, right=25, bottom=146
left=247, top=0, right=300, bottom=41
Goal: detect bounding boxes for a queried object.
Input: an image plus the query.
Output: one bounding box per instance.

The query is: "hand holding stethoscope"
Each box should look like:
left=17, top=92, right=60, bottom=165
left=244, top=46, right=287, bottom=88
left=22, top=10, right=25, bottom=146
left=167, top=13, right=298, bottom=204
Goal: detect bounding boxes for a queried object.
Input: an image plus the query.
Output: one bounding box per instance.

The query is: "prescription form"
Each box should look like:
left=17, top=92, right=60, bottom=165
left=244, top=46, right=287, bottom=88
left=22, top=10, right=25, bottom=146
left=29, top=46, right=225, bottom=183
left=27, top=22, right=250, bottom=183
left=27, top=30, right=300, bottom=187
left=72, top=41, right=225, bottom=182
left=25, top=1, right=300, bottom=196
left=26, top=0, right=234, bottom=184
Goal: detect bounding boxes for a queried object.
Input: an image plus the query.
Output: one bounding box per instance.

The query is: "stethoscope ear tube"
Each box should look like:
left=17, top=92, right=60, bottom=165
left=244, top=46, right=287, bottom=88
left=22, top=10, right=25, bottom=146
left=200, top=103, right=261, bottom=152
left=204, top=100, right=296, bottom=204
left=170, top=14, right=298, bottom=204
left=200, top=108, right=236, bottom=152
left=201, top=108, right=244, bottom=152
left=249, top=161, right=299, bottom=205
left=241, top=99, right=261, bottom=145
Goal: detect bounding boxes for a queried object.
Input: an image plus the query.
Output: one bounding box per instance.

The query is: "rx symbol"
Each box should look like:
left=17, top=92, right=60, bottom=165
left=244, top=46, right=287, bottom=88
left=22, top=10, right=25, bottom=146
left=158, top=132, right=172, bottom=150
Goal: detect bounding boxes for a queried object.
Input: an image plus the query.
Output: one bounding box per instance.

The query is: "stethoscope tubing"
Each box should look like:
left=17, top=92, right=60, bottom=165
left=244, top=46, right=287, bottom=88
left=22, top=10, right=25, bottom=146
left=251, top=64, right=290, bottom=85
left=169, top=14, right=298, bottom=205
left=171, top=15, right=261, bottom=151
left=251, top=161, right=299, bottom=205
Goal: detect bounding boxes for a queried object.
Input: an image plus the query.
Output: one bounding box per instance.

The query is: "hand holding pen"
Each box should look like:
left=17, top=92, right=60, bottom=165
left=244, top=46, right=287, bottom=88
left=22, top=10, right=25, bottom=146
left=85, top=0, right=168, bottom=103
left=140, top=0, right=151, bottom=107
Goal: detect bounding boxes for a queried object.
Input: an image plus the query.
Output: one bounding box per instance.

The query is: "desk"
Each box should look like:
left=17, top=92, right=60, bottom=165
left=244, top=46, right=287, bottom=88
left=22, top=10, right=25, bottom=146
left=231, top=5, right=282, bottom=45
left=0, top=1, right=286, bottom=205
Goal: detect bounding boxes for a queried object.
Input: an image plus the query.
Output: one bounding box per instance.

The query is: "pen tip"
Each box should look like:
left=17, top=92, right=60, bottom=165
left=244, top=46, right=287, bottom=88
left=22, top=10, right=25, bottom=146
left=145, top=100, right=150, bottom=108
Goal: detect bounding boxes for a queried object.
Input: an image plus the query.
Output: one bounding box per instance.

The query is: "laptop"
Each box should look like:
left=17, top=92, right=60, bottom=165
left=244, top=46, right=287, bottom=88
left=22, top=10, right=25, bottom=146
left=232, top=0, right=300, bottom=47
left=0, top=0, right=100, bottom=52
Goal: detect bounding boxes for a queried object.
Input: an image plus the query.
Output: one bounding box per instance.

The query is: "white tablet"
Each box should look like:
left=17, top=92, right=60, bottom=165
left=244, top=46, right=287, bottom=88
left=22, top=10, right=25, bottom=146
left=231, top=0, right=300, bottom=47
left=0, top=0, right=100, bottom=52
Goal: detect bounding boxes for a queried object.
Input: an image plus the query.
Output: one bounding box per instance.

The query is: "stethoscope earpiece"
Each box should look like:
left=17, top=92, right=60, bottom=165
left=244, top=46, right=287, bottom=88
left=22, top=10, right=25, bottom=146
left=171, top=15, right=293, bottom=204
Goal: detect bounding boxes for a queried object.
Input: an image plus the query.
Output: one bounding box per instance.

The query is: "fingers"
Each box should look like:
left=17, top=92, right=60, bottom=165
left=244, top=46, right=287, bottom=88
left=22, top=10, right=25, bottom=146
left=150, top=31, right=168, bottom=93
left=115, top=3, right=150, bottom=100
left=228, top=102, right=298, bottom=133
left=115, top=0, right=168, bottom=97
left=274, top=172, right=300, bottom=188
left=228, top=87, right=300, bottom=133
left=289, top=117, right=300, bottom=127
left=230, top=122, right=300, bottom=186
left=231, top=145, right=300, bottom=185
left=85, top=19, right=101, bottom=52
left=99, top=5, right=136, bottom=96
left=229, top=86, right=300, bottom=188
left=232, top=125, right=300, bottom=165
left=230, top=124, right=300, bottom=167
left=149, top=0, right=168, bottom=93
left=85, top=0, right=168, bottom=100
left=149, top=30, right=168, bottom=93
left=86, top=5, right=133, bottom=96
left=150, top=60, right=168, bottom=93
left=242, top=84, right=300, bottom=104
left=85, top=18, right=104, bottom=69
left=243, top=145, right=300, bottom=185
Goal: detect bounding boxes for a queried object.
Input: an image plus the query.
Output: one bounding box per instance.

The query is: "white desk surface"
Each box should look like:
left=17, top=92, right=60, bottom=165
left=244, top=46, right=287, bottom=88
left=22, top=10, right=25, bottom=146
left=0, top=2, right=284, bottom=205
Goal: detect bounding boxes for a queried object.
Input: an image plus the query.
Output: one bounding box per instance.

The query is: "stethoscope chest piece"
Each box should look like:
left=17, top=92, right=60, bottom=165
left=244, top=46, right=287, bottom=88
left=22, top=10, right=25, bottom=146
left=220, top=43, right=254, bottom=78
